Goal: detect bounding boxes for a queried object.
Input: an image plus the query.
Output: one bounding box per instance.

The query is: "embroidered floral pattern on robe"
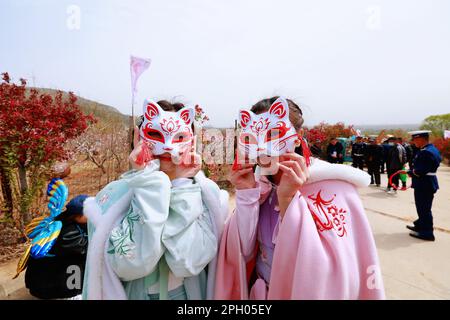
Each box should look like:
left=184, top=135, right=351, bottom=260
left=306, top=190, right=348, bottom=237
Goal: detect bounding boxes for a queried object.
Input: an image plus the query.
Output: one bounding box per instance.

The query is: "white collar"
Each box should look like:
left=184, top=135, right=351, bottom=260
left=307, top=158, right=370, bottom=188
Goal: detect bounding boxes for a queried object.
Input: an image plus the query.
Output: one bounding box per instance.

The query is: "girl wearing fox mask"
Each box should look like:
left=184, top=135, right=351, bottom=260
left=214, top=96, right=385, bottom=300
left=82, top=99, right=228, bottom=300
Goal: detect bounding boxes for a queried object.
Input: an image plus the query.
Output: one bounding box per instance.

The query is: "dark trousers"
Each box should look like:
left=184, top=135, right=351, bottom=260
left=367, top=163, right=381, bottom=185
left=328, top=157, right=338, bottom=163
left=352, top=156, right=364, bottom=170
left=413, top=188, right=434, bottom=235
left=328, top=156, right=343, bottom=164
left=387, top=169, right=400, bottom=189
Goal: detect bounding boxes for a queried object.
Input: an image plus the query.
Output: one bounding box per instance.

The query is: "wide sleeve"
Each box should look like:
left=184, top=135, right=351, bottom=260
left=234, top=186, right=260, bottom=261
left=107, top=164, right=172, bottom=282
left=162, top=181, right=218, bottom=278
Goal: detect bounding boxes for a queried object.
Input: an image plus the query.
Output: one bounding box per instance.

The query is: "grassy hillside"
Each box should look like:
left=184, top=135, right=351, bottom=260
left=28, top=87, right=130, bottom=125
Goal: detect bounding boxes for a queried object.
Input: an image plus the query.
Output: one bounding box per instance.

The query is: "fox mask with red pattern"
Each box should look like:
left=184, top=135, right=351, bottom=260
left=139, top=99, right=194, bottom=159
left=238, top=97, right=298, bottom=161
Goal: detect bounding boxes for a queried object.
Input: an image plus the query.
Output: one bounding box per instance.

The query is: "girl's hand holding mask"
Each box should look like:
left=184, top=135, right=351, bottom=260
left=173, top=138, right=201, bottom=179
left=276, top=152, right=310, bottom=218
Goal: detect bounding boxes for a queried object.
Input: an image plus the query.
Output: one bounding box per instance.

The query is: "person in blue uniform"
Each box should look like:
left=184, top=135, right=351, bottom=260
left=365, top=136, right=383, bottom=187
left=351, top=136, right=366, bottom=170
left=380, top=137, right=393, bottom=174
left=406, top=130, right=442, bottom=241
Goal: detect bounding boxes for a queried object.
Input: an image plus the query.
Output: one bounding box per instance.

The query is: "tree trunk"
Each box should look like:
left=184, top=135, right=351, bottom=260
left=17, top=163, right=31, bottom=224
left=18, top=164, right=28, bottom=193
left=0, top=165, right=14, bottom=217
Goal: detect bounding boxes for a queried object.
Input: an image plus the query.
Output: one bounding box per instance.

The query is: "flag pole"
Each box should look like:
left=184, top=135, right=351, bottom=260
left=129, top=58, right=136, bottom=159
left=130, top=92, right=135, bottom=154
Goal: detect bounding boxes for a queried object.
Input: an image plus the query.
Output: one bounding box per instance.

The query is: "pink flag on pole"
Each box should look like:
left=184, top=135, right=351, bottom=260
left=130, top=55, right=151, bottom=96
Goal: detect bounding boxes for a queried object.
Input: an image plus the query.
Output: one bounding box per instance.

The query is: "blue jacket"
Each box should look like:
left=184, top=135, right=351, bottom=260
left=409, top=144, right=441, bottom=192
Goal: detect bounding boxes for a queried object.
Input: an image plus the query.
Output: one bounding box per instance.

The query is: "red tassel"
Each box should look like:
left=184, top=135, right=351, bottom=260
left=300, top=136, right=312, bottom=167
left=232, top=151, right=241, bottom=171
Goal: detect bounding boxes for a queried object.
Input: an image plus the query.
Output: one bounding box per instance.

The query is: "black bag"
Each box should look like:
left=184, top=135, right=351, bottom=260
left=25, top=223, right=88, bottom=299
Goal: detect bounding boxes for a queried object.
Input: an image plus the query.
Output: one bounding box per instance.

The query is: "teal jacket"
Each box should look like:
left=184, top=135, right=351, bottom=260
left=82, top=160, right=228, bottom=300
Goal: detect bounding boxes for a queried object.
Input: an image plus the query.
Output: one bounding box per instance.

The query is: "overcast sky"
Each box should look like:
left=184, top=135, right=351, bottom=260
left=1, top=0, right=449, bottom=127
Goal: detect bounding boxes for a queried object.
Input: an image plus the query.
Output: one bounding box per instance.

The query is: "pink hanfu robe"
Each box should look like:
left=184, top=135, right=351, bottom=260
left=214, top=159, right=385, bottom=300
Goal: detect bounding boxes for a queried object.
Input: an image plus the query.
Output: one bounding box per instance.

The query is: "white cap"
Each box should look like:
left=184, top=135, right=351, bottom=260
left=408, top=130, right=431, bottom=138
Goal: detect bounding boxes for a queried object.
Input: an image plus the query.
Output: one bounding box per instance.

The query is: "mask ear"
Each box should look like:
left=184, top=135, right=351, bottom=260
left=269, top=97, right=289, bottom=120
left=178, top=106, right=194, bottom=126
left=143, top=99, right=163, bottom=121
left=239, top=109, right=253, bottom=129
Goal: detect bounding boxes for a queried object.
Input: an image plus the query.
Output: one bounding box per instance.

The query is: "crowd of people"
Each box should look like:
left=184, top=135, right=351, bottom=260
left=321, top=135, right=419, bottom=194
left=339, top=132, right=441, bottom=242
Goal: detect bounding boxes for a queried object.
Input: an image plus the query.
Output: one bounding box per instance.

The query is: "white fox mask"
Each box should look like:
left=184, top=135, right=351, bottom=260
left=238, top=97, right=298, bottom=161
left=139, top=99, right=194, bottom=159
